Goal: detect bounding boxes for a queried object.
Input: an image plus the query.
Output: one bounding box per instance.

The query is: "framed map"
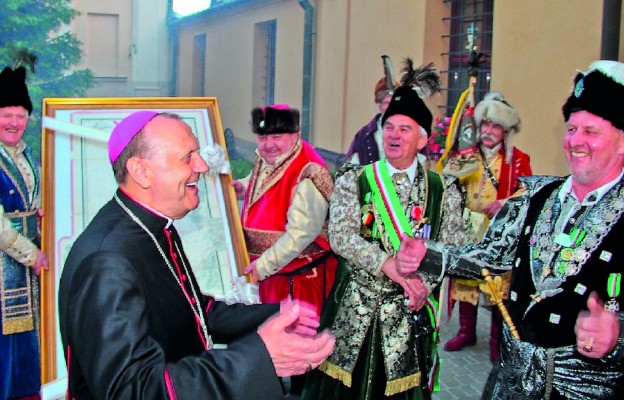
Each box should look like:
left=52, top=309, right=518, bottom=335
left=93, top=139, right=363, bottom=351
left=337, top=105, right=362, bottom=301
left=39, top=97, right=248, bottom=390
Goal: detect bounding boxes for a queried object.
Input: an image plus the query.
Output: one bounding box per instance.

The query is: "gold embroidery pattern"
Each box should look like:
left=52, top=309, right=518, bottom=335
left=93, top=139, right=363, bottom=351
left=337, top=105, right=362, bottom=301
left=244, top=228, right=324, bottom=257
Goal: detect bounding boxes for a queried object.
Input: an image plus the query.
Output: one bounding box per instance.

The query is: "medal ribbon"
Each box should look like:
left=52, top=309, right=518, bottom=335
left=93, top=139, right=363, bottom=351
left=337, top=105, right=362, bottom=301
left=608, top=273, right=621, bottom=298
left=364, top=161, right=413, bottom=251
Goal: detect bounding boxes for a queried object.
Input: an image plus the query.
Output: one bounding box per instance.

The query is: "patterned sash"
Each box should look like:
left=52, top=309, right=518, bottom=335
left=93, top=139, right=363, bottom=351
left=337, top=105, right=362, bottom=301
left=364, top=160, right=445, bottom=392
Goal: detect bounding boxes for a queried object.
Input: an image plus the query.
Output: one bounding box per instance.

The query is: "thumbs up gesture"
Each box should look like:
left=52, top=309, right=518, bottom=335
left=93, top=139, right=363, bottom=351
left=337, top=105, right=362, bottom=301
left=574, top=292, right=620, bottom=358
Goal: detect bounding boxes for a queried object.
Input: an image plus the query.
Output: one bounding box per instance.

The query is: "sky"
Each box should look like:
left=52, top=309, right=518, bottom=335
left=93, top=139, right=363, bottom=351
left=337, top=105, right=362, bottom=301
left=172, top=0, right=212, bottom=16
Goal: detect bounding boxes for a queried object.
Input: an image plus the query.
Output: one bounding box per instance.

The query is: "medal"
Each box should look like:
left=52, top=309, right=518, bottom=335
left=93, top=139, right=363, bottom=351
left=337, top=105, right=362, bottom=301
left=371, top=222, right=379, bottom=238
left=411, top=205, right=423, bottom=221
left=572, top=248, right=587, bottom=262
left=362, top=212, right=373, bottom=225
left=560, top=248, right=573, bottom=261
left=564, top=264, right=577, bottom=276
left=557, top=261, right=567, bottom=275
left=605, top=273, right=621, bottom=313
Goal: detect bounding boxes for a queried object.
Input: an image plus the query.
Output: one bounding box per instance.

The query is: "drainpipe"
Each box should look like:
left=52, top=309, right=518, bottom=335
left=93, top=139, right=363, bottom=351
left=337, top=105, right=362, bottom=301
left=601, top=0, right=621, bottom=60
left=166, top=0, right=179, bottom=96
left=298, top=0, right=314, bottom=141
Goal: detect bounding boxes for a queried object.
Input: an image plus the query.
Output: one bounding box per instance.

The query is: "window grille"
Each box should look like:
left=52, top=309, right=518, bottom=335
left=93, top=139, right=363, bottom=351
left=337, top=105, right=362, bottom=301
left=441, top=0, right=493, bottom=116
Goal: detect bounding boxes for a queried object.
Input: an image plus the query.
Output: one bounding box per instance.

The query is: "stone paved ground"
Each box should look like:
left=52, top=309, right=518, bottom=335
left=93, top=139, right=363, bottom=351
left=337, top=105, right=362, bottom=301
left=288, top=305, right=495, bottom=399
left=433, top=306, right=494, bottom=400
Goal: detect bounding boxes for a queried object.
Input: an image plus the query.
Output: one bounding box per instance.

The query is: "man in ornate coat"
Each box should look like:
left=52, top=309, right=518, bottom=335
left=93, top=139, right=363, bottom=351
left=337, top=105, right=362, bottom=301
left=59, top=111, right=335, bottom=399
left=400, top=60, right=624, bottom=399
left=0, top=65, right=48, bottom=400
left=443, top=92, right=532, bottom=361
left=237, top=104, right=336, bottom=317
left=303, top=77, right=470, bottom=399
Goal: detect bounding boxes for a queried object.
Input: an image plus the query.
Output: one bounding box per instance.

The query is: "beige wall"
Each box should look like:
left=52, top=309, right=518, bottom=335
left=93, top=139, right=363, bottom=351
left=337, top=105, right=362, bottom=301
left=491, top=0, right=605, bottom=176
left=175, top=0, right=449, bottom=151
left=72, top=0, right=170, bottom=96
left=312, top=0, right=449, bottom=152
left=176, top=0, right=304, bottom=144
left=90, top=0, right=623, bottom=176
left=72, top=0, right=133, bottom=77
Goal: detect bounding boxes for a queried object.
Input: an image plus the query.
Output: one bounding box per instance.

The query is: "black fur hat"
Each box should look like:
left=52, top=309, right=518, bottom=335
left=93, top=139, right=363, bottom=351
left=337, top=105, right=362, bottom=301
left=562, top=60, right=624, bottom=131
left=381, top=86, right=433, bottom=135
left=381, top=59, right=440, bottom=136
left=0, top=66, right=33, bottom=114
left=251, top=104, right=300, bottom=134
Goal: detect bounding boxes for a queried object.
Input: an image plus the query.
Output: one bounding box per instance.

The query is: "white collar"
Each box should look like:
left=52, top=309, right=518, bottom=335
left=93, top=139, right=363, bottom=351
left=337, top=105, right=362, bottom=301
left=385, top=157, right=419, bottom=183
left=558, top=168, right=624, bottom=205
left=129, top=196, right=174, bottom=228
left=480, top=143, right=502, bottom=159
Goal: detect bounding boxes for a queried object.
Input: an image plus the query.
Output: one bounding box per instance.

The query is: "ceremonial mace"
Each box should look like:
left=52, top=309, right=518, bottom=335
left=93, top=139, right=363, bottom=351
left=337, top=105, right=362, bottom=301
left=479, top=269, right=520, bottom=340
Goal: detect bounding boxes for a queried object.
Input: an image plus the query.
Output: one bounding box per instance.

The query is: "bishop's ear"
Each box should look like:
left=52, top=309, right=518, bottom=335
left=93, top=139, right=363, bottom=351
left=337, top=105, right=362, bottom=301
left=125, top=157, right=152, bottom=189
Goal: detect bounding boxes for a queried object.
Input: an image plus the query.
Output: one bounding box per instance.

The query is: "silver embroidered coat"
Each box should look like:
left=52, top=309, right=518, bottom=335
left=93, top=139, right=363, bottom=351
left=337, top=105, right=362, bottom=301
left=424, top=176, right=624, bottom=399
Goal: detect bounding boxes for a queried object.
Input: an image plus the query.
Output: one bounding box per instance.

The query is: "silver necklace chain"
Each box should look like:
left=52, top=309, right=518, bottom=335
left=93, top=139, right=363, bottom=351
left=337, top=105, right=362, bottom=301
left=114, top=194, right=212, bottom=350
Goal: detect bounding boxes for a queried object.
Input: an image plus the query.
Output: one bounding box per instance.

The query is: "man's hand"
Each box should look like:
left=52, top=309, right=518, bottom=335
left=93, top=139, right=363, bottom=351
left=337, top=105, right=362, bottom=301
left=575, top=292, right=620, bottom=358
left=32, top=250, right=48, bottom=276
left=37, top=208, right=44, bottom=235
left=481, top=200, right=502, bottom=219
left=403, top=275, right=428, bottom=312
left=280, top=297, right=321, bottom=336
left=243, top=260, right=259, bottom=282
left=258, top=299, right=335, bottom=377
left=231, top=180, right=245, bottom=200
left=395, top=237, right=426, bottom=277
left=381, top=257, right=428, bottom=312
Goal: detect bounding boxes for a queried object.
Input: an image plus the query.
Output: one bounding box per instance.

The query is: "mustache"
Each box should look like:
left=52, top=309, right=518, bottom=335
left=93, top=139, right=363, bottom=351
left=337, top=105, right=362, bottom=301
left=480, top=133, right=499, bottom=142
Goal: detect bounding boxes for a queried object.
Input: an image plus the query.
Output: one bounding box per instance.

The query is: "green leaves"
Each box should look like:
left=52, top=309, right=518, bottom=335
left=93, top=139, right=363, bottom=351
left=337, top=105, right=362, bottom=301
left=1, top=0, right=93, bottom=162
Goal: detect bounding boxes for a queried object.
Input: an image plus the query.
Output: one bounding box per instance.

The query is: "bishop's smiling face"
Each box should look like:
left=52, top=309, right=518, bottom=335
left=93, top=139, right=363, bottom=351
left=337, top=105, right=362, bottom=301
left=142, top=116, right=209, bottom=219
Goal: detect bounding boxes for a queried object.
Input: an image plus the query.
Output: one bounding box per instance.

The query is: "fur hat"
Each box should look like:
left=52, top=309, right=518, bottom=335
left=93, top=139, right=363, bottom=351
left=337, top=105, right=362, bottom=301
left=251, top=104, right=300, bottom=134
left=0, top=66, right=33, bottom=114
left=474, top=92, right=521, bottom=134
left=381, top=86, right=433, bottom=135
left=562, top=60, right=624, bottom=131
left=381, top=60, right=441, bottom=136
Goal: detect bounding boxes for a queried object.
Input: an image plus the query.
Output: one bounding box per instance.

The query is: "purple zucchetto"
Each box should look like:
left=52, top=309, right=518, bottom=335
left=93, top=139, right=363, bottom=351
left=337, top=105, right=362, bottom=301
left=108, top=111, right=159, bottom=163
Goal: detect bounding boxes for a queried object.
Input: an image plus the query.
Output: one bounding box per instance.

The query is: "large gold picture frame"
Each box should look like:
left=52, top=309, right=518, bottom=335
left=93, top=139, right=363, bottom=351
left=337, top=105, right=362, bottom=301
left=39, top=97, right=248, bottom=389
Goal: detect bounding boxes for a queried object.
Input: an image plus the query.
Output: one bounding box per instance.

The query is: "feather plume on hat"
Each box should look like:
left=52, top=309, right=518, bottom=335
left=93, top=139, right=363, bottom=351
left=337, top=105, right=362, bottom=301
left=10, top=47, right=38, bottom=73
left=382, top=55, right=397, bottom=92
left=399, top=59, right=442, bottom=99
left=374, top=55, right=400, bottom=103
left=381, top=58, right=441, bottom=135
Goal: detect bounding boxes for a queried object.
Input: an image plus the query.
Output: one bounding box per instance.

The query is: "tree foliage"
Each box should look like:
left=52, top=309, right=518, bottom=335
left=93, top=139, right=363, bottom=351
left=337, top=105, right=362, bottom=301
left=0, top=0, right=93, bottom=162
